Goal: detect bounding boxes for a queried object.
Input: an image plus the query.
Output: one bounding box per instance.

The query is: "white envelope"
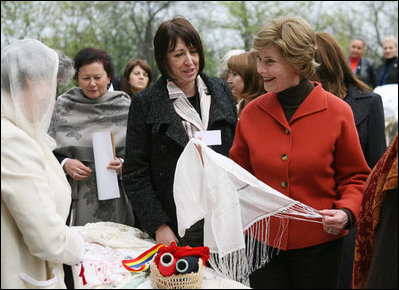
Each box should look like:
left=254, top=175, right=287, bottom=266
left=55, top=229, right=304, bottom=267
left=92, top=131, right=120, bottom=200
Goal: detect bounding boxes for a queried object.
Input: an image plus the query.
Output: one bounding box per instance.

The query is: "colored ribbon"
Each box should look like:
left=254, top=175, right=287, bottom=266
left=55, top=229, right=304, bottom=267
left=122, top=243, right=165, bottom=272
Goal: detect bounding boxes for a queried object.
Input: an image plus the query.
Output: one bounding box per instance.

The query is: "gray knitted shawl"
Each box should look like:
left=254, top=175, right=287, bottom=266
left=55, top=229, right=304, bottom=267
left=49, top=87, right=131, bottom=161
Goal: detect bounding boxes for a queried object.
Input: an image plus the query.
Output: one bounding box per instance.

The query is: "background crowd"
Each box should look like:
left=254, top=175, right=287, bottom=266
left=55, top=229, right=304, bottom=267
left=1, top=10, right=398, bottom=290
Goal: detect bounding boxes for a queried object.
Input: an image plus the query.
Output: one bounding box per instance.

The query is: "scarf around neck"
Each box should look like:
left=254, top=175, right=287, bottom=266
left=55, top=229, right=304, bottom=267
left=48, top=87, right=131, bottom=162
left=167, top=75, right=211, bottom=139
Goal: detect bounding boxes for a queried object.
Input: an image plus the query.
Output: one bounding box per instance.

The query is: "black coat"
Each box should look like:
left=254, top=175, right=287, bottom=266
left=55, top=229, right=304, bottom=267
left=122, top=73, right=237, bottom=238
left=374, top=56, right=398, bottom=87
left=353, top=57, right=376, bottom=88
left=344, top=84, right=387, bottom=168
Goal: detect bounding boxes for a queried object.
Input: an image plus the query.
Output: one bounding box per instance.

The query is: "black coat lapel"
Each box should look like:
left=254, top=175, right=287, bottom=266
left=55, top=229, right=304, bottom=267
left=146, top=77, right=189, bottom=148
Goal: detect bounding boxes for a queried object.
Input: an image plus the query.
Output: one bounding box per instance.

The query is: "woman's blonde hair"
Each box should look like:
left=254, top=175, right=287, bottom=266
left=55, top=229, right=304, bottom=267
left=382, top=36, right=398, bottom=49
left=252, top=15, right=319, bottom=78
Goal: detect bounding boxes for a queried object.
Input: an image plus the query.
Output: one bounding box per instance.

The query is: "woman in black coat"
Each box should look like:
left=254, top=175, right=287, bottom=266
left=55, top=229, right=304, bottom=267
left=122, top=17, right=237, bottom=247
left=313, top=32, right=387, bottom=289
left=314, top=32, right=387, bottom=168
left=374, top=36, right=398, bottom=87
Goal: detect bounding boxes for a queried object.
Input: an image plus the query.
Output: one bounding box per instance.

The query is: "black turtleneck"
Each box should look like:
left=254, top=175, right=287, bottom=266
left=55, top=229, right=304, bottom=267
left=385, top=56, right=396, bottom=65
left=188, top=92, right=201, bottom=118
left=277, top=78, right=314, bottom=122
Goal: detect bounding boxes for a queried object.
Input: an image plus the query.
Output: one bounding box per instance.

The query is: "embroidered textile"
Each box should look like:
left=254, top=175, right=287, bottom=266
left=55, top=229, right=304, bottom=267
left=71, top=222, right=250, bottom=289
left=173, top=138, right=323, bottom=284
left=352, top=133, right=398, bottom=289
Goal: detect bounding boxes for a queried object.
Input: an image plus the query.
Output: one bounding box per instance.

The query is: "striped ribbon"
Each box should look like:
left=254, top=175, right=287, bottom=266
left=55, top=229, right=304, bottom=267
left=122, top=244, right=165, bottom=272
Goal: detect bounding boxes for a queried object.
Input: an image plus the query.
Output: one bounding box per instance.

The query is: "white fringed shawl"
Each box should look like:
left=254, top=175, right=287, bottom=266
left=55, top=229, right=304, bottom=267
left=173, top=138, right=323, bottom=285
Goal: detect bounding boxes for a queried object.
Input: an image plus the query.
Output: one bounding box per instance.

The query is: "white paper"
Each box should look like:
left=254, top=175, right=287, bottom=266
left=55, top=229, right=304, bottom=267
left=194, top=130, right=222, bottom=145
left=92, top=131, right=120, bottom=200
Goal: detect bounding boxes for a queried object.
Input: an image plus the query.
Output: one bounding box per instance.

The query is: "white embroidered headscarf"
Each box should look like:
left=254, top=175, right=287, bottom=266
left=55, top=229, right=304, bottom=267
left=1, top=39, right=59, bottom=151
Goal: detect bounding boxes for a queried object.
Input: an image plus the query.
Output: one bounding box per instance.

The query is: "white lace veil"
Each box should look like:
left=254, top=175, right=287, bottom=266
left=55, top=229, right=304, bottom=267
left=1, top=39, right=59, bottom=150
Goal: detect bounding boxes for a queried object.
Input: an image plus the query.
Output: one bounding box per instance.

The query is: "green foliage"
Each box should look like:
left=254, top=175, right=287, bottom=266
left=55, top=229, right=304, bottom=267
left=2, top=0, right=398, bottom=90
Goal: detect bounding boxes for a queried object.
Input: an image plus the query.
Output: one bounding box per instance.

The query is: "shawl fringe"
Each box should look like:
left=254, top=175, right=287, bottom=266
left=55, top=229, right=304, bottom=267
left=208, top=202, right=322, bottom=285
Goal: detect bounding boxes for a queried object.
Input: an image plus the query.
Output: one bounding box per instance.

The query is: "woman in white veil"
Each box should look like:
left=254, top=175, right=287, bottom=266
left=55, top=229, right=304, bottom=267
left=1, top=39, right=85, bottom=289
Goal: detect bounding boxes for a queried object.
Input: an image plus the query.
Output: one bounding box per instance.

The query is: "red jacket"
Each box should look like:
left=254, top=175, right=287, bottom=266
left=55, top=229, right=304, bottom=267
left=229, top=82, right=371, bottom=250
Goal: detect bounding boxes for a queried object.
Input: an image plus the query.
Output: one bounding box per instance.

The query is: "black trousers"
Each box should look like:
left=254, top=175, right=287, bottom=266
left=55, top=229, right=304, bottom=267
left=63, top=264, right=74, bottom=289
left=250, top=238, right=344, bottom=289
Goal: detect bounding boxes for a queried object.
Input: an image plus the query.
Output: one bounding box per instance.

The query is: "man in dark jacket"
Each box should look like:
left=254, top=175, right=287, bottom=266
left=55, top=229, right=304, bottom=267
left=348, top=38, right=376, bottom=88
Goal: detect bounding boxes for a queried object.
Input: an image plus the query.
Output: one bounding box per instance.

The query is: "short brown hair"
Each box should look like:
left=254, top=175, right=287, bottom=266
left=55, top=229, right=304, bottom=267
left=252, top=16, right=319, bottom=79
left=153, top=16, right=205, bottom=79
left=121, top=58, right=152, bottom=97
left=227, top=52, right=265, bottom=100
left=228, top=52, right=266, bottom=116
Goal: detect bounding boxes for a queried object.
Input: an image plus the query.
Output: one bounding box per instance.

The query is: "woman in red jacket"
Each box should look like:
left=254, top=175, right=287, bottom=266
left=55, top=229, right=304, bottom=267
left=229, top=16, right=371, bottom=289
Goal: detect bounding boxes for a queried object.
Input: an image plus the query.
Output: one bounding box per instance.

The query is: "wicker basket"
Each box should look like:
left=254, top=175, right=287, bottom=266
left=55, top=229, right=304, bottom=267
left=150, top=254, right=203, bottom=289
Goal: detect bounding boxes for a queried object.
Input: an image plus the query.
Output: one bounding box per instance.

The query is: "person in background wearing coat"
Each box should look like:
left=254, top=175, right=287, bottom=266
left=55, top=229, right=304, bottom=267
left=347, top=38, right=376, bottom=88
left=312, top=31, right=387, bottom=289
left=229, top=16, right=371, bottom=289
left=122, top=16, right=237, bottom=247
left=49, top=47, right=135, bottom=228
left=226, top=52, right=266, bottom=117
left=314, top=32, right=387, bottom=169
left=1, top=39, right=85, bottom=288
left=374, top=36, right=398, bottom=87
left=121, top=58, right=152, bottom=99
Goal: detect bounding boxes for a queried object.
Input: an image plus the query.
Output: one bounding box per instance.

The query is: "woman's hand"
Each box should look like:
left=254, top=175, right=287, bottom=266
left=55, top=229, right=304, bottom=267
left=64, top=159, right=92, bottom=180
left=107, top=157, right=123, bottom=175
left=155, top=224, right=179, bottom=246
left=319, top=209, right=349, bottom=235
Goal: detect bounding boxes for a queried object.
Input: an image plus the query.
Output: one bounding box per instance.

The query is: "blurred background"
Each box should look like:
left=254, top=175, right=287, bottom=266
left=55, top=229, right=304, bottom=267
left=2, top=1, right=397, bottom=94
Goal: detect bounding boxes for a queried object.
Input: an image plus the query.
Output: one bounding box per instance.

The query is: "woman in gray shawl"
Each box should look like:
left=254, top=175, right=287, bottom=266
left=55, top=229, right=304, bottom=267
left=49, top=47, right=134, bottom=227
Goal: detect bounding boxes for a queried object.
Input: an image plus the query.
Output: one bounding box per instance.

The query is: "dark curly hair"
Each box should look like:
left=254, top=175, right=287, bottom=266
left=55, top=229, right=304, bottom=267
left=73, top=47, right=115, bottom=87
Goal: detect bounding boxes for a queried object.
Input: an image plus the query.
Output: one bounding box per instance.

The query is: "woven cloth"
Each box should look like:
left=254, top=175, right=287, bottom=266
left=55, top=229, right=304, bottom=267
left=352, top=133, right=398, bottom=289
left=48, top=87, right=135, bottom=226
left=174, top=138, right=323, bottom=284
